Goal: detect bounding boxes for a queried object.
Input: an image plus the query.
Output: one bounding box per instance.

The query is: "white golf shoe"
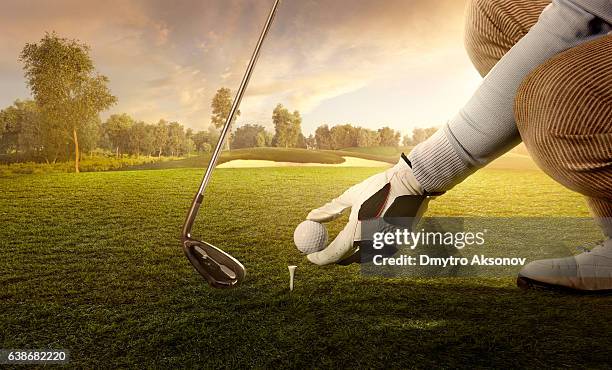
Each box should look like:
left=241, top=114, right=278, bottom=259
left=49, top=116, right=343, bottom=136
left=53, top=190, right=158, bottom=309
left=517, top=239, right=612, bottom=293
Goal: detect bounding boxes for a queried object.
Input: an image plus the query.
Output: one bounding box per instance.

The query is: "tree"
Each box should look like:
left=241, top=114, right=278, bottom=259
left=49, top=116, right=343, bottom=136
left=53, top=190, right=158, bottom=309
left=167, top=121, right=185, bottom=157
left=0, top=100, right=67, bottom=163
left=272, top=104, right=291, bottom=148
left=378, top=126, right=401, bottom=147
left=211, top=87, right=239, bottom=150
left=141, top=124, right=156, bottom=156
left=411, top=127, right=438, bottom=145
left=152, top=119, right=169, bottom=158
left=184, top=128, right=195, bottom=156
left=402, top=134, right=414, bottom=147
left=79, top=116, right=101, bottom=156
left=330, top=124, right=359, bottom=149
left=272, top=104, right=302, bottom=148
left=233, top=124, right=267, bottom=149
left=0, top=104, right=20, bottom=155
left=296, top=133, right=307, bottom=149
left=264, top=130, right=274, bottom=147
left=305, top=134, right=316, bottom=149
left=192, top=130, right=210, bottom=152
left=208, top=126, right=220, bottom=147
left=314, top=125, right=332, bottom=149
left=128, top=121, right=147, bottom=157
left=104, top=114, right=133, bottom=158
left=357, top=127, right=380, bottom=147
left=0, top=100, right=39, bottom=158
left=290, top=110, right=303, bottom=147
left=20, top=32, right=116, bottom=172
left=183, top=137, right=195, bottom=156
left=255, top=131, right=267, bottom=147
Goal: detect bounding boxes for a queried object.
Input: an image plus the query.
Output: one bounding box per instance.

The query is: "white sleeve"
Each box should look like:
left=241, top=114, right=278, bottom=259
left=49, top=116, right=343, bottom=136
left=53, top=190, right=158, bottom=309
left=408, top=0, right=611, bottom=192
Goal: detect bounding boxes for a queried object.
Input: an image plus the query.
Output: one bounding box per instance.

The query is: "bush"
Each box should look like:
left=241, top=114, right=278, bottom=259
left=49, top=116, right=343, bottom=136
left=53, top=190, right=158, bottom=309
left=0, top=155, right=180, bottom=176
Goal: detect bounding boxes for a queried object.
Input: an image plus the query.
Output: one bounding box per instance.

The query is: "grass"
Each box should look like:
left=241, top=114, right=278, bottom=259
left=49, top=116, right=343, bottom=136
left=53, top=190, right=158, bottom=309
left=0, top=146, right=538, bottom=176
left=1, top=164, right=611, bottom=368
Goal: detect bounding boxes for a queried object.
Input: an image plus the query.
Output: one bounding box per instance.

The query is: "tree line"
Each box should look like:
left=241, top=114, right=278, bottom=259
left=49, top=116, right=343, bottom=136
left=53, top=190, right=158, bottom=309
left=0, top=101, right=220, bottom=163
left=0, top=32, right=439, bottom=171
left=1, top=95, right=438, bottom=164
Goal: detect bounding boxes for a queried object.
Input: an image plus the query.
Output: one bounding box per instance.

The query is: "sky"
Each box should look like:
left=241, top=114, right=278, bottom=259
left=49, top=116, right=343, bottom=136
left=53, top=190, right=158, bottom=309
left=0, top=0, right=482, bottom=137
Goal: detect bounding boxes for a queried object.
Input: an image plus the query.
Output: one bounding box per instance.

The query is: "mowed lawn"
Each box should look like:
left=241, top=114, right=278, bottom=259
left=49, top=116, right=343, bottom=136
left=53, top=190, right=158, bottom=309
left=1, top=166, right=611, bottom=368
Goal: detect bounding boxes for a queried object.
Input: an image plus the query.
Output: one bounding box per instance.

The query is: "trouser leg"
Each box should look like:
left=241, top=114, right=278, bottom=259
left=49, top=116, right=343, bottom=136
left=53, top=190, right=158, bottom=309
left=514, top=35, right=612, bottom=235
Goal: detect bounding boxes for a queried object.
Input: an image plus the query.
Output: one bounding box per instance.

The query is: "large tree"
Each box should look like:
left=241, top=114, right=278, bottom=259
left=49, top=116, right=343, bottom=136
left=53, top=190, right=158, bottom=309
left=314, top=124, right=332, bottom=150
left=272, top=104, right=302, bottom=148
left=210, top=87, right=239, bottom=150
left=20, top=32, right=116, bottom=172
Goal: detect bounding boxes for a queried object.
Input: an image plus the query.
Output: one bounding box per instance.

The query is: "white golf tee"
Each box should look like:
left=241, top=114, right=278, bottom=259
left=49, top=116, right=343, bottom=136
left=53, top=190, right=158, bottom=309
left=288, top=265, right=297, bottom=291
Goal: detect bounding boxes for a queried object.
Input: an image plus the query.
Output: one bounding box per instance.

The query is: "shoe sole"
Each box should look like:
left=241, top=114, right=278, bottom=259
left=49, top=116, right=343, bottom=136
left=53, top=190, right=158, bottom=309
left=517, top=275, right=612, bottom=295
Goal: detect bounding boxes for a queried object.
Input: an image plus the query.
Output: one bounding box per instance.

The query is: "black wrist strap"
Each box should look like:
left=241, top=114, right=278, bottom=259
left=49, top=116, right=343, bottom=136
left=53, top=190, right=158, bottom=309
left=401, top=152, right=412, bottom=168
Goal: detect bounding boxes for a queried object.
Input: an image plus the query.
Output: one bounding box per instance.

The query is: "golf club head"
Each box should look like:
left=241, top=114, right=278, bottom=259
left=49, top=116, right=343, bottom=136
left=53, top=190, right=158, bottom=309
left=182, top=238, right=246, bottom=288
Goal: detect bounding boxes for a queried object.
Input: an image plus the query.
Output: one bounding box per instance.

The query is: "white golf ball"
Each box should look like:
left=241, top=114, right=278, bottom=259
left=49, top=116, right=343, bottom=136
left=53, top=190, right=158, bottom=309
left=293, top=220, right=328, bottom=254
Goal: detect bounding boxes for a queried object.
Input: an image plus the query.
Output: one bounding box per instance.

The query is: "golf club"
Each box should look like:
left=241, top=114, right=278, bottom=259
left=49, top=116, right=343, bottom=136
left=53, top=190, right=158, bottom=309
left=181, top=0, right=281, bottom=288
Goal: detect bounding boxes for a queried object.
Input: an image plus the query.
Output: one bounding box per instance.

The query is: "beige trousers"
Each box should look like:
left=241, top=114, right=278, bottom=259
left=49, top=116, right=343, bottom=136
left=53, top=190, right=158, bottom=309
left=465, top=0, right=612, bottom=233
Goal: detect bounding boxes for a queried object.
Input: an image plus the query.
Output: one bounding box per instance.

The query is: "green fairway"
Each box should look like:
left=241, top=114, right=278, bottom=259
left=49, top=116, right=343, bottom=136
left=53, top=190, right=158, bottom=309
left=339, top=146, right=412, bottom=157
left=1, top=166, right=611, bottom=368
left=130, top=147, right=403, bottom=172
left=130, top=147, right=346, bottom=171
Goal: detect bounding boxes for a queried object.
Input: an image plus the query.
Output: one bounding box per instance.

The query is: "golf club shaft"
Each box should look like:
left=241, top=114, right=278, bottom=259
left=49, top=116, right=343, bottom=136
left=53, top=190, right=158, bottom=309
left=183, top=0, right=281, bottom=238
left=198, top=0, right=280, bottom=195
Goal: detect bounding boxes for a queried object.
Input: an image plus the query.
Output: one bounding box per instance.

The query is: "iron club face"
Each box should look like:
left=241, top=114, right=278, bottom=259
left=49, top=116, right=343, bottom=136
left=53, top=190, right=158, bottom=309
left=182, top=238, right=246, bottom=288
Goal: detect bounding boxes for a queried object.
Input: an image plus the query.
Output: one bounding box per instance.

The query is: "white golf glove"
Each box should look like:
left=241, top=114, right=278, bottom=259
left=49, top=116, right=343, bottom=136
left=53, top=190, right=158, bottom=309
left=306, top=154, right=438, bottom=265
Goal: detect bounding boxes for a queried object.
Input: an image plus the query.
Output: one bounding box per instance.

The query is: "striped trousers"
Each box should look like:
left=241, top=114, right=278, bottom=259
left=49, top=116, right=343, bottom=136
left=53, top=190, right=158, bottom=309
left=465, top=0, right=612, bottom=233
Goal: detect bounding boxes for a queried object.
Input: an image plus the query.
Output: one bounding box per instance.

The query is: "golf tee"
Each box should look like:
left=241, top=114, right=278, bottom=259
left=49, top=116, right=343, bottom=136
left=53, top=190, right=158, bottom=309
left=288, top=265, right=297, bottom=291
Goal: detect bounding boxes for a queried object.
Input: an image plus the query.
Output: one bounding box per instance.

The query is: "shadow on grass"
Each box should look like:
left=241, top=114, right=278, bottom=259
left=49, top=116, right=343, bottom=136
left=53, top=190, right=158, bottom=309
left=2, top=274, right=611, bottom=368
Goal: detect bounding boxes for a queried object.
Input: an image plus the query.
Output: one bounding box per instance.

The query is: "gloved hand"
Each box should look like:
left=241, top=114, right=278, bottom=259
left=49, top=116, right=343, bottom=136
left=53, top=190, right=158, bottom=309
left=306, top=154, right=439, bottom=265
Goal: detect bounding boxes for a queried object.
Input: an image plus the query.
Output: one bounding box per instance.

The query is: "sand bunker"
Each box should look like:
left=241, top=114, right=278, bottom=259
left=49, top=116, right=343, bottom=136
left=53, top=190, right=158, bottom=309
left=217, top=156, right=391, bottom=168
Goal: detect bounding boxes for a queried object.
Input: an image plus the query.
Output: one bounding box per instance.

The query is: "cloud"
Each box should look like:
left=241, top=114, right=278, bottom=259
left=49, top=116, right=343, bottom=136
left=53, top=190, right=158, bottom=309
left=0, top=0, right=476, bottom=134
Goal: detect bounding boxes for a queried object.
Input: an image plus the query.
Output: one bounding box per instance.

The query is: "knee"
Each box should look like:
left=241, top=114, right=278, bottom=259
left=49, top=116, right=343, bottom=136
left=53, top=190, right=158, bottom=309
left=464, top=0, right=507, bottom=76
left=515, top=37, right=612, bottom=152
left=515, top=36, right=612, bottom=196
left=464, top=0, right=548, bottom=76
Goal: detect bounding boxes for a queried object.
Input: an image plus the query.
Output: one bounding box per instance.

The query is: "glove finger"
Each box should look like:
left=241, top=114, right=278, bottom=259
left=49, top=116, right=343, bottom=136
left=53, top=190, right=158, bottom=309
left=307, top=196, right=352, bottom=222
left=307, top=171, right=388, bottom=222
left=307, top=219, right=359, bottom=265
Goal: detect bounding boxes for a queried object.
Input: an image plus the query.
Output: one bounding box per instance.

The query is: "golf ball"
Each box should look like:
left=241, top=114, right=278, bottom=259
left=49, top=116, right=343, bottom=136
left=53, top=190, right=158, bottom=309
left=293, top=220, right=328, bottom=254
